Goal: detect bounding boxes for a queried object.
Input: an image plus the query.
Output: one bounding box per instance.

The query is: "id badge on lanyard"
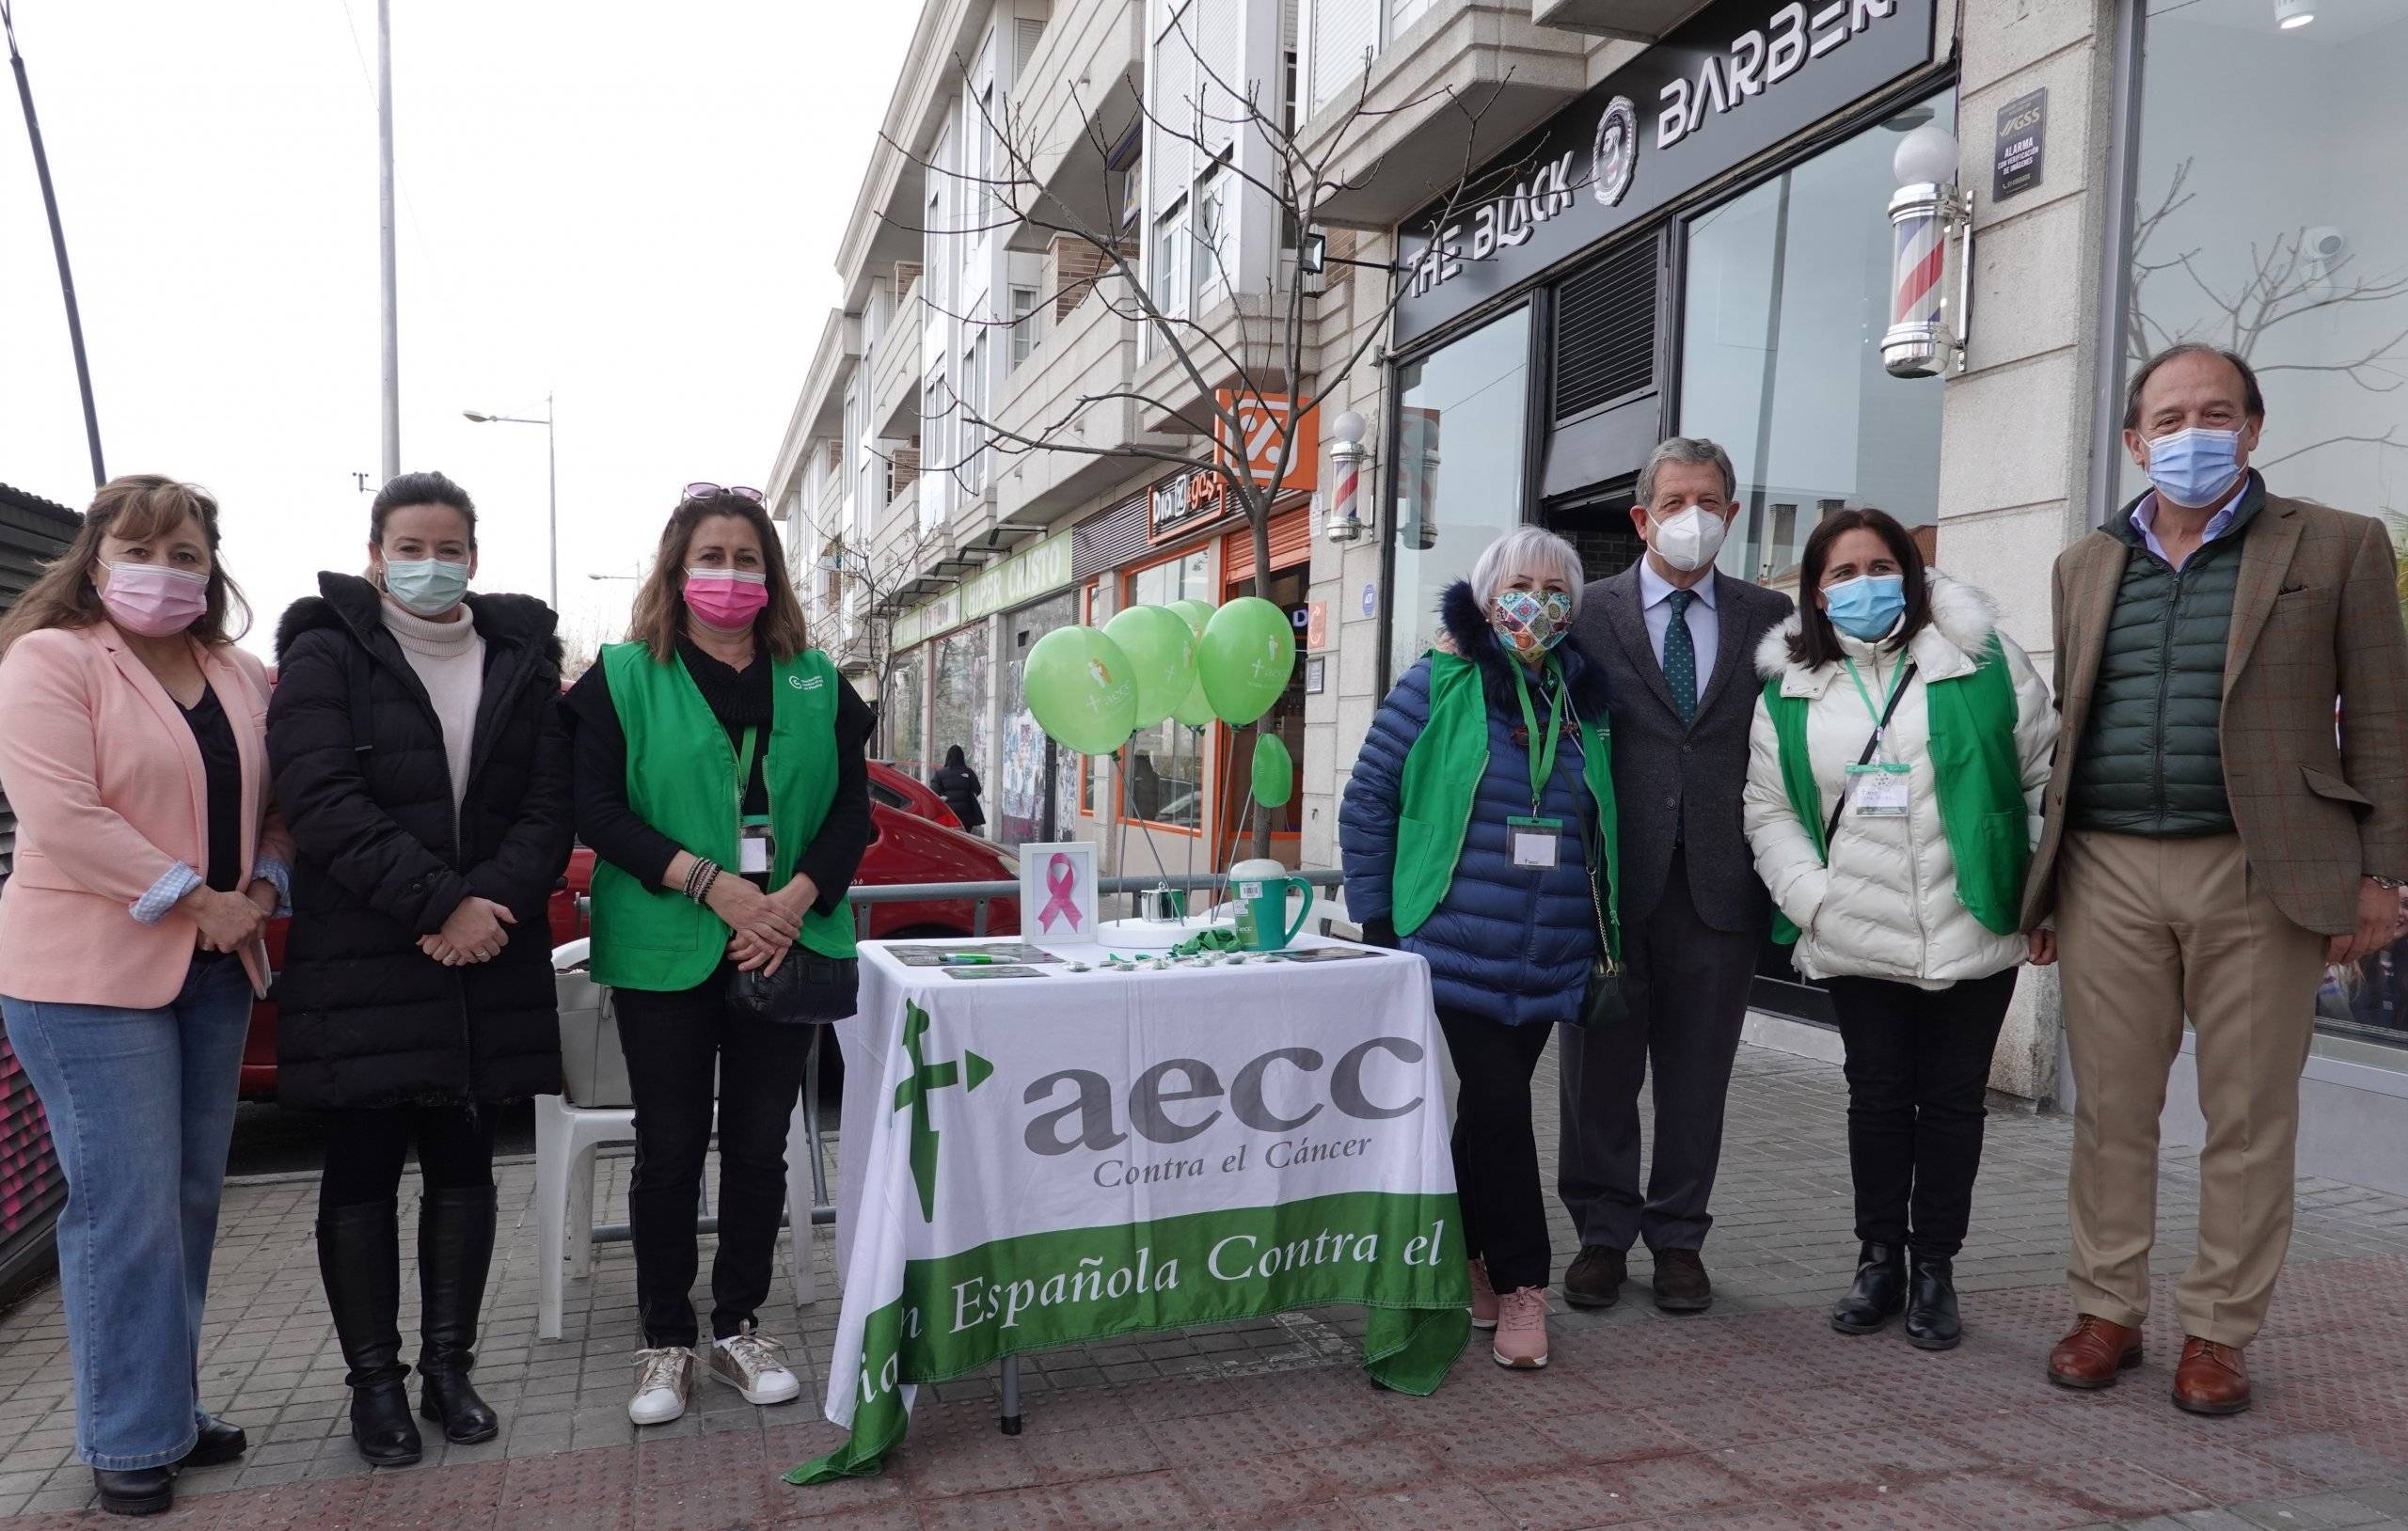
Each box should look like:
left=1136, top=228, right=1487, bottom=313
left=1511, top=661, right=1569, bottom=874
left=736, top=727, right=774, bottom=875
left=1840, top=659, right=1912, bottom=821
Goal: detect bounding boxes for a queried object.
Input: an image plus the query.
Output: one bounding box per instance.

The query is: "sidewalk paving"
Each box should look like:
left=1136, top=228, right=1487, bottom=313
left=2, top=1039, right=2407, bottom=1528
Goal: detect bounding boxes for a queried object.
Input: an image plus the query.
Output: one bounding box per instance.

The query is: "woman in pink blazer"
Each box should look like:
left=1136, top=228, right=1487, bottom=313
left=0, top=477, right=293, bottom=1519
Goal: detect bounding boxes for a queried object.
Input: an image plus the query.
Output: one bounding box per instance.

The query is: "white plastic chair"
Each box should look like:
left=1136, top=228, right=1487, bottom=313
left=536, top=938, right=822, bottom=1341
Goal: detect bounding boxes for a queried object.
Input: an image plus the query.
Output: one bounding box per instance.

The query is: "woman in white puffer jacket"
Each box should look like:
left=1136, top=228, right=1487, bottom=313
left=1743, top=509, right=2055, bottom=1355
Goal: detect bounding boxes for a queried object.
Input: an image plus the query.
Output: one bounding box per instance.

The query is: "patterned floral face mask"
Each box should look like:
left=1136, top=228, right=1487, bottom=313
left=1488, top=589, right=1572, bottom=660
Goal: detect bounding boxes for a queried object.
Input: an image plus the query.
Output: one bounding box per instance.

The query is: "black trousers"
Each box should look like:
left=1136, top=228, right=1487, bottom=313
left=612, top=970, right=814, bottom=1348
left=320, top=1104, right=498, bottom=1210
left=1827, top=968, right=2017, bottom=1262
left=1556, top=846, right=1762, bottom=1254
left=1437, top=1009, right=1553, bottom=1294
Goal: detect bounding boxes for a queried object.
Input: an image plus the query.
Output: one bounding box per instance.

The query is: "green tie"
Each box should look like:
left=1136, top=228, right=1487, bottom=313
left=1665, top=589, right=1699, bottom=726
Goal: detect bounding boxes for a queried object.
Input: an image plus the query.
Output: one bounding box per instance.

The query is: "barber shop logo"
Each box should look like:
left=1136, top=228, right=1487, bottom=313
left=1592, top=96, right=1638, bottom=209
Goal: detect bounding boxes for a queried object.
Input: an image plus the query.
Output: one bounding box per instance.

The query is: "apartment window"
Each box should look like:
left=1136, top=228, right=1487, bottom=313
left=1010, top=286, right=1040, bottom=368
left=1193, top=159, right=1231, bottom=313
left=1153, top=196, right=1191, bottom=323
left=922, top=371, right=949, bottom=498
left=959, top=334, right=989, bottom=495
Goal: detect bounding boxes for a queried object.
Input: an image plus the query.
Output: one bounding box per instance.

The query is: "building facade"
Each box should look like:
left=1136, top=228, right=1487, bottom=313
left=766, top=0, right=2408, bottom=1180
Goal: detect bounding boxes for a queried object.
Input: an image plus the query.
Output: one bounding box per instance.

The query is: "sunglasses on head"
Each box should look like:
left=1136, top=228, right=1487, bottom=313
left=683, top=482, right=765, bottom=505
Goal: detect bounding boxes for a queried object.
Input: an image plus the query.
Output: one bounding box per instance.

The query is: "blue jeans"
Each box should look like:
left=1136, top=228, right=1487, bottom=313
left=2, top=956, right=251, bottom=1468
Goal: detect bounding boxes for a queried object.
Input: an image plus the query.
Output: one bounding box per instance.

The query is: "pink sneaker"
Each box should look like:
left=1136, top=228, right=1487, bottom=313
left=1468, top=1257, right=1498, bottom=1330
left=1492, top=1286, right=1549, bottom=1369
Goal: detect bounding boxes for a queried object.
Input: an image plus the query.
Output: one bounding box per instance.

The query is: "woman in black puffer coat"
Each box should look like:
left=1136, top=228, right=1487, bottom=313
left=268, top=473, right=573, bottom=1468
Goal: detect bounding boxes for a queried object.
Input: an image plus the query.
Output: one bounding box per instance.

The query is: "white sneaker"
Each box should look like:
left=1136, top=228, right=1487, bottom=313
left=627, top=1346, right=693, bottom=1426
left=709, top=1324, right=801, bottom=1406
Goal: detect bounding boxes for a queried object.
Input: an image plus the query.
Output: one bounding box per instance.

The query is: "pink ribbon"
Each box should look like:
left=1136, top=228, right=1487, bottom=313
left=1038, top=852, right=1082, bottom=932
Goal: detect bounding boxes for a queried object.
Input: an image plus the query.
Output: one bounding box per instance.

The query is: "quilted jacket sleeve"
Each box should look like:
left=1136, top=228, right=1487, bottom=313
left=1339, top=658, right=1434, bottom=927
left=1742, top=690, right=1828, bottom=936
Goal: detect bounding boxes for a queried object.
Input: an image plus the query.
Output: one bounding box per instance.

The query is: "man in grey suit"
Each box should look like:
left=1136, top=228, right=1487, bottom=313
left=1559, top=436, right=1795, bottom=1313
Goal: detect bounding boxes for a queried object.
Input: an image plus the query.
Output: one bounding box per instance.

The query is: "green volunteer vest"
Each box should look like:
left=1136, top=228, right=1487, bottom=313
left=589, top=640, right=856, bottom=992
left=1763, top=635, right=2026, bottom=945
left=1391, top=651, right=1621, bottom=961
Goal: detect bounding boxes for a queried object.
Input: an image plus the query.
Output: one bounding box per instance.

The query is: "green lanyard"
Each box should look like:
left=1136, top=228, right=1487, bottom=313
left=1840, top=658, right=1910, bottom=754
left=1510, top=658, right=1568, bottom=813
left=735, top=727, right=767, bottom=828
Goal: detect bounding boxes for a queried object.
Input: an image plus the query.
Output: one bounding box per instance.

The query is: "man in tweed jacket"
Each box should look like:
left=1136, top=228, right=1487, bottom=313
left=2024, top=344, right=2408, bottom=1416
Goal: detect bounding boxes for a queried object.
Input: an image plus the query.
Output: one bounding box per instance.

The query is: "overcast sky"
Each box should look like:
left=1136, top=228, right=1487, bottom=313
left=0, top=0, right=918, bottom=658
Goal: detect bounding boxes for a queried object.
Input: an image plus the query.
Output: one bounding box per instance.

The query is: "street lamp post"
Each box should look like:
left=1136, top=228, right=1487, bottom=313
left=464, top=395, right=556, bottom=607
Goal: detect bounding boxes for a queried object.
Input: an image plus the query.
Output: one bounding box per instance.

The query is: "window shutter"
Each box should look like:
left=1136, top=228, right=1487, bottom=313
left=1553, top=236, right=1659, bottom=422
left=1149, top=7, right=1196, bottom=211
left=1221, top=505, right=1310, bottom=586
left=1193, top=0, right=1240, bottom=153
left=1016, top=15, right=1047, bottom=73
left=1073, top=491, right=1151, bottom=578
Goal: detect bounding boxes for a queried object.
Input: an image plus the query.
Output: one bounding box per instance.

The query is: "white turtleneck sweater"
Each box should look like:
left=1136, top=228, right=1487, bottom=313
left=382, top=598, right=485, bottom=816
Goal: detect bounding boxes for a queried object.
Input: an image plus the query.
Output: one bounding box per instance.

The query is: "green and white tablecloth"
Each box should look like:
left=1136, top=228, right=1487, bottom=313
left=788, top=937, right=1471, bottom=1484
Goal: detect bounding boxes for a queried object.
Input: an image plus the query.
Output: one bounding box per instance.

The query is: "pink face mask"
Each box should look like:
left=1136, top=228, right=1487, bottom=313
left=683, top=568, right=769, bottom=629
left=98, top=560, right=211, bottom=638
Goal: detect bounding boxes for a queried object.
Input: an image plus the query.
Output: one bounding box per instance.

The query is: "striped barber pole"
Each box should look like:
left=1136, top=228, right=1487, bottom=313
left=1892, top=203, right=1946, bottom=331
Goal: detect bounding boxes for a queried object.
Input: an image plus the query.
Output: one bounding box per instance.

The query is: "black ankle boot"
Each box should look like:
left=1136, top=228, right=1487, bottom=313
left=1905, top=1255, right=1961, bottom=1351
left=1830, top=1241, right=1907, bottom=1334
left=91, top=1466, right=173, bottom=1517
left=416, top=1186, right=500, bottom=1444
left=317, top=1200, right=423, bottom=1466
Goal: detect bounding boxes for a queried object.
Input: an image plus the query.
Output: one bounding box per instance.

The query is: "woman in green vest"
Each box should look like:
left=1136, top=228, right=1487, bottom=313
left=1339, top=527, right=1619, bottom=1371
left=1741, top=508, right=2055, bottom=1351
left=564, top=486, right=875, bottom=1427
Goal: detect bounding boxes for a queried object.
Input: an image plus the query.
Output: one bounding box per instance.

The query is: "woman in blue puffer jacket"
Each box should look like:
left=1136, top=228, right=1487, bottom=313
left=1339, top=526, right=1617, bottom=1371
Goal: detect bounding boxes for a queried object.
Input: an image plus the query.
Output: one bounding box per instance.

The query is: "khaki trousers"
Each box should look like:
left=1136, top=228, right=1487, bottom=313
left=2057, top=831, right=2326, bottom=1348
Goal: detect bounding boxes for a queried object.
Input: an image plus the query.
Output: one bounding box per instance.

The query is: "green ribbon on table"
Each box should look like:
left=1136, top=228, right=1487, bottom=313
left=1170, top=926, right=1243, bottom=957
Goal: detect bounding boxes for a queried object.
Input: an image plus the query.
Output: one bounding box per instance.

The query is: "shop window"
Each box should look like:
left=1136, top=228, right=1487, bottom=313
left=1386, top=306, right=1532, bottom=683
left=887, top=649, right=927, bottom=782
left=2121, top=3, right=2408, bottom=1066
left=930, top=623, right=991, bottom=797
left=1676, top=95, right=1953, bottom=595
left=1119, top=550, right=1211, bottom=831
left=1128, top=547, right=1210, bottom=607
left=1000, top=592, right=1080, bottom=845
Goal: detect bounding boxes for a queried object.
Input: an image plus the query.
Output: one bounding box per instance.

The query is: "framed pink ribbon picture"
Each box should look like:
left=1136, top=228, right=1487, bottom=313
left=1018, top=841, right=1097, bottom=945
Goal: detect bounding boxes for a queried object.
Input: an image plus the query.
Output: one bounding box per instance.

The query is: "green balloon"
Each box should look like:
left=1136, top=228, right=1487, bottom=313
left=1168, top=598, right=1213, bottom=641
left=1170, top=673, right=1215, bottom=730
left=1101, top=605, right=1196, bottom=730
left=1022, top=625, right=1139, bottom=755
left=1197, top=596, right=1296, bottom=726
left=1251, top=731, right=1295, bottom=809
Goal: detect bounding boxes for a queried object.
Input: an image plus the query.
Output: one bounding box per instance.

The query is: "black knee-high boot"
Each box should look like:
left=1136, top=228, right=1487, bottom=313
left=316, top=1200, right=423, bottom=1466
left=416, top=1186, right=500, bottom=1444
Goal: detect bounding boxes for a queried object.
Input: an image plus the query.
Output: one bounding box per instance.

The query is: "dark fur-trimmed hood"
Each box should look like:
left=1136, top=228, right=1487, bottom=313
left=1437, top=579, right=1612, bottom=720
left=276, top=571, right=562, bottom=668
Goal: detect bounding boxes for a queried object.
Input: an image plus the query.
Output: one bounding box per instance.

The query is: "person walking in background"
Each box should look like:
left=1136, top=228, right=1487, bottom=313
left=0, top=478, right=292, bottom=1516
left=566, top=485, right=876, bottom=1426
left=1557, top=438, right=1793, bottom=1316
left=1341, top=527, right=1619, bottom=1371
left=267, top=472, right=574, bottom=1465
left=932, top=743, right=985, bottom=835
left=1743, top=510, right=2055, bottom=1350
left=2028, top=344, right=2408, bottom=1415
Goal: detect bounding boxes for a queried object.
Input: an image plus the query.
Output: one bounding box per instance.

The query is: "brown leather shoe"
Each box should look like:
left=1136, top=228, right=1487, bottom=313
left=2173, top=1337, right=2251, bottom=1415
left=2047, top=1315, right=2144, bottom=1389
left=1651, top=1247, right=1713, bottom=1313
left=1562, top=1246, right=1627, bottom=1310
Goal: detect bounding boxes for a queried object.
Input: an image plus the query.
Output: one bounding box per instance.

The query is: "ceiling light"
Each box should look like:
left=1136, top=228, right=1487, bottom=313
left=2277, top=0, right=2316, bottom=29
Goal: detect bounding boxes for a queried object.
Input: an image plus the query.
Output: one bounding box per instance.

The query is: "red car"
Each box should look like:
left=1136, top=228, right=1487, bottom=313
left=238, top=763, right=1016, bottom=1099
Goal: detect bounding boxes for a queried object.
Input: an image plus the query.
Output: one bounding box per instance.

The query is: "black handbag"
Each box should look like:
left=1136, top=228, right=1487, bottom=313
left=725, top=952, right=859, bottom=1025
left=1569, top=742, right=1628, bottom=1030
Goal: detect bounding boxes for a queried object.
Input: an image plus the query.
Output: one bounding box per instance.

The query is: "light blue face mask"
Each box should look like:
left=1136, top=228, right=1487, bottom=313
left=2145, top=426, right=2243, bottom=509
left=383, top=557, right=471, bottom=616
left=1824, top=574, right=1907, bottom=641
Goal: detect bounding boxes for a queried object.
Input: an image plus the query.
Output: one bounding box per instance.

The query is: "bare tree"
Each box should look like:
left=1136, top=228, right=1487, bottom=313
left=802, top=524, right=945, bottom=761
left=2130, top=156, right=2408, bottom=499
left=873, top=3, right=1545, bottom=853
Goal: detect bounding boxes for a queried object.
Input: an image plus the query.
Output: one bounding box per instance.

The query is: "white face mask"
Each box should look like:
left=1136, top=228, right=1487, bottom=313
left=1647, top=504, right=1730, bottom=573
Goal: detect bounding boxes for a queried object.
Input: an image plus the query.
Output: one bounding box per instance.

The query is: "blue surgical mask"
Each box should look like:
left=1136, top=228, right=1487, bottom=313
left=382, top=557, right=471, bottom=616
left=1824, top=575, right=1907, bottom=641
left=2145, top=427, right=2243, bottom=509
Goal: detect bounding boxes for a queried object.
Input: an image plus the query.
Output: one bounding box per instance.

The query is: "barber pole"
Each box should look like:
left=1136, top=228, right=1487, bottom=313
left=1881, top=180, right=1972, bottom=378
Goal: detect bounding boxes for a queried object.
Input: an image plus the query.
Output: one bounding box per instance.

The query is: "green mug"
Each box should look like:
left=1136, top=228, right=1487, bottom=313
left=1234, top=875, right=1314, bottom=952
